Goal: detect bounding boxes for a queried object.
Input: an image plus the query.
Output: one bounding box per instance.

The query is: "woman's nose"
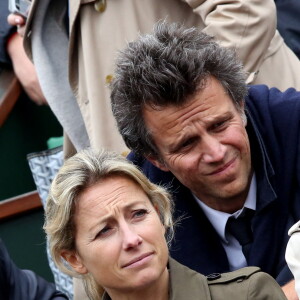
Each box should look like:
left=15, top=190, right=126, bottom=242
left=122, top=225, right=142, bottom=250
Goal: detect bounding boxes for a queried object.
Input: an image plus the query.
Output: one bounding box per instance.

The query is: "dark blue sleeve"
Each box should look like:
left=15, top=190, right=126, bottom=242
left=0, top=1, right=16, bottom=65
left=276, top=265, right=294, bottom=286
left=0, top=239, right=68, bottom=300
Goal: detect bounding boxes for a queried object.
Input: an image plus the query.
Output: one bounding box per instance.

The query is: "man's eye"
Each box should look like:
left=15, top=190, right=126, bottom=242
left=179, top=138, right=196, bottom=150
left=133, top=209, right=148, bottom=218
left=211, top=121, right=226, bottom=130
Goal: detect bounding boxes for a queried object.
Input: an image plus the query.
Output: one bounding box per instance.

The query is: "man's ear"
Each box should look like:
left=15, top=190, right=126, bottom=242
left=147, top=155, right=169, bottom=172
left=61, top=250, right=88, bottom=274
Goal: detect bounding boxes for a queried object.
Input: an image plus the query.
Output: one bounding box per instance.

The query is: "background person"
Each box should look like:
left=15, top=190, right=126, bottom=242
left=286, top=221, right=300, bottom=299
left=0, top=1, right=46, bottom=105
left=0, top=238, right=67, bottom=300
left=44, top=148, right=287, bottom=300
left=275, top=0, right=300, bottom=59
left=110, top=22, right=300, bottom=300
left=7, top=0, right=300, bottom=159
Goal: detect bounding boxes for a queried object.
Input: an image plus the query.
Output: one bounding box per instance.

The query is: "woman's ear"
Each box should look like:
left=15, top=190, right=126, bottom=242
left=61, top=250, right=88, bottom=274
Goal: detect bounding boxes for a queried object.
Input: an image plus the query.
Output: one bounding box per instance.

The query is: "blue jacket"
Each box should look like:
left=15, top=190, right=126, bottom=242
left=128, top=85, right=300, bottom=286
left=0, top=2, right=15, bottom=65
left=0, top=239, right=68, bottom=300
left=275, top=0, right=300, bottom=59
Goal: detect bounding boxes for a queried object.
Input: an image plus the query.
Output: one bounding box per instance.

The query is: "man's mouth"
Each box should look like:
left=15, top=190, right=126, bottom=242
left=207, top=157, right=237, bottom=176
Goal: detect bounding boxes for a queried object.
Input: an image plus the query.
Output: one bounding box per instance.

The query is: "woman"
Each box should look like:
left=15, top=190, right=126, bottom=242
left=44, top=149, right=287, bottom=300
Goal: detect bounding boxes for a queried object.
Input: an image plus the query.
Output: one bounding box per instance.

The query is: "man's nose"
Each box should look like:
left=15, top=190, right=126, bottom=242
left=122, top=224, right=142, bottom=250
left=201, top=135, right=226, bottom=163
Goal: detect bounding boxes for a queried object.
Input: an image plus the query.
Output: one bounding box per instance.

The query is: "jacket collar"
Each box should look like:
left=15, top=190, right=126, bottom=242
left=246, top=108, right=277, bottom=211
left=102, top=258, right=211, bottom=300
left=168, top=258, right=211, bottom=299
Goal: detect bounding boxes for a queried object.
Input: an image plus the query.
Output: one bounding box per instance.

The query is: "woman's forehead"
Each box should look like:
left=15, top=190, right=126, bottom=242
left=76, top=176, right=151, bottom=215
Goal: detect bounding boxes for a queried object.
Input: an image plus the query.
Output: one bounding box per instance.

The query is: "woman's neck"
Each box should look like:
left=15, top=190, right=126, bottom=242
left=107, top=267, right=169, bottom=300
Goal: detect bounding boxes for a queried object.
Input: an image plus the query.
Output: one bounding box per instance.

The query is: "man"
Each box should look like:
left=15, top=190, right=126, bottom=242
left=8, top=0, right=300, bottom=158
left=111, top=22, right=300, bottom=299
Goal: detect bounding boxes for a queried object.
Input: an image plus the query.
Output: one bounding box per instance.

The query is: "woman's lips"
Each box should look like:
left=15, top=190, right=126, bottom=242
left=122, top=252, right=154, bottom=269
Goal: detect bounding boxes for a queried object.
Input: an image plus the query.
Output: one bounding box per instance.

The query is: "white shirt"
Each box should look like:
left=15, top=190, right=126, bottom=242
left=194, top=174, right=257, bottom=270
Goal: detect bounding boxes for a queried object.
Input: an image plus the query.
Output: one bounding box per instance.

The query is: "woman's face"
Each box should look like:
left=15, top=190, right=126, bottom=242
left=62, top=175, right=168, bottom=295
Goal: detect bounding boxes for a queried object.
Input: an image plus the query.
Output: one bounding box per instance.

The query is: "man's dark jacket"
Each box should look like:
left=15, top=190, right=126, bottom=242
left=0, top=239, right=67, bottom=300
left=128, top=85, right=300, bottom=286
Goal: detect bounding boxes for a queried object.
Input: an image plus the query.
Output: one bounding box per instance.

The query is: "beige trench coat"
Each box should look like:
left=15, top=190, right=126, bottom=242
left=25, top=0, right=300, bottom=155
left=68, top=0, right=300, bottom=154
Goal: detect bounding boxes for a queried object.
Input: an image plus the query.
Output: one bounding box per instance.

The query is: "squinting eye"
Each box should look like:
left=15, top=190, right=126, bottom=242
left=212, top=121, right=226, bottom=130
left=179, top=137, right=197, bottom=150
left=133, top=209, right=148, bottom=218
left=96, top=226, right=111, bottom=238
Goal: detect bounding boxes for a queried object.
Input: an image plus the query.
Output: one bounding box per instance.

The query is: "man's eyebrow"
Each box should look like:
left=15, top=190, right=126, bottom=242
left=168, top=133, right=194, bottom=153
left=168, top=112, right=234, bottom=153
left=206, top=111, right=233, bottom=125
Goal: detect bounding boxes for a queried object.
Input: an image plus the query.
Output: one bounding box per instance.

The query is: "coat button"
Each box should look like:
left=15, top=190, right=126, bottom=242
left=105, top=74, right=114, bottom=84
left=206, top=273, right=221, bottom=281
left=94, top=0, right=106, bottom=12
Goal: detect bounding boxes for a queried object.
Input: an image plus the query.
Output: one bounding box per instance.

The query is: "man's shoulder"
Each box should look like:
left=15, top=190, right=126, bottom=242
left=246, top=85, right=300, bottom=130
left=247, top=84, right=300, bottom=111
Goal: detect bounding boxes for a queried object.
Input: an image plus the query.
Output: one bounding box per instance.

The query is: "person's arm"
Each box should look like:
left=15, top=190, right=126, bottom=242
left=282, top=280, right=298, bottom=300
left=285, top=221, right=300, bottom=300
left=184, top=0, right=277, bottom=83
left=6, top=32, right=47, bottom=105
left=0, top=239, right=67, bottom=300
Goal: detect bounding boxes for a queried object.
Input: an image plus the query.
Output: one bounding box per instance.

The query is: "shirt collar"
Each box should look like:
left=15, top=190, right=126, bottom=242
left=194, top=174, right=257, bottom=243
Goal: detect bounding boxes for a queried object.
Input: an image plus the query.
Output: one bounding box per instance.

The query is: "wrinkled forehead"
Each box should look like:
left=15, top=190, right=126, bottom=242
left=75, top=175, right=152, bottom=215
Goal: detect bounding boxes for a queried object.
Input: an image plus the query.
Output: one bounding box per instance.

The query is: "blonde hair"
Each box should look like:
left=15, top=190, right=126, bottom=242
left=44, top=148, right=174, bottom=300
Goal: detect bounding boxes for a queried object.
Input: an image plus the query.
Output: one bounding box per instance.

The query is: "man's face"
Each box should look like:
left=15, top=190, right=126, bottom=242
left=143, top=77, right=252, bottom=213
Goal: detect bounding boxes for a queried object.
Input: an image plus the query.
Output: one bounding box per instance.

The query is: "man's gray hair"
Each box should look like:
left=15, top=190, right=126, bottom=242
left=111, top=21, right=248, bottom=158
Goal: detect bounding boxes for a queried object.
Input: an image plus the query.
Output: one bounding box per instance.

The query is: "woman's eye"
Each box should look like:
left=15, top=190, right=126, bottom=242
left=96, top=226, right=111, bottom=238
left=133, top=209, right=148, bottom=218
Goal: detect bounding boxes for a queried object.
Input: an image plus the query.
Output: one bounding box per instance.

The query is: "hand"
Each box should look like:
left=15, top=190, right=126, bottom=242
left=6, top=34, right=47, bottom=105
left=282, top=280, right=299, bottom=300
left=7, top=13, right=26, bottom=37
